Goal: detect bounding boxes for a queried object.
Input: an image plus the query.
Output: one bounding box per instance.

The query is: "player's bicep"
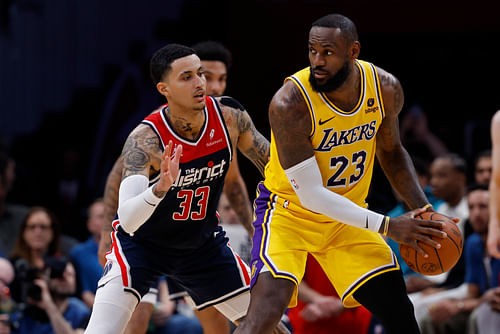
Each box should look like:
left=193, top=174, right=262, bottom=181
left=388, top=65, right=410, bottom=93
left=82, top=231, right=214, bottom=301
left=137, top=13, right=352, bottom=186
left=270, top=83, right=314, bottom=169
left=120, top=125, right=161, bottom=179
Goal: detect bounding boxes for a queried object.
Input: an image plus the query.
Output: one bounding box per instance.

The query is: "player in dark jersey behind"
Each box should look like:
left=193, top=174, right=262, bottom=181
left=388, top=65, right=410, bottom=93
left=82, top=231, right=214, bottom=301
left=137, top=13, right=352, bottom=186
left=84, top=43, right=288, bottom=334
left=98, top=41, right=253, bottom=334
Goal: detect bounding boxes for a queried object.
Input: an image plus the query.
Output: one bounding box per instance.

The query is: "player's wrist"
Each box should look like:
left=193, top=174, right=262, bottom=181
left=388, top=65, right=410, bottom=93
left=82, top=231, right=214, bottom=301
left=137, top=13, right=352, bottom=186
left=421, top=203, right=433, bottom=212
left=152, top=184, right=167, bottom=199
left=378, top=216, right=390, bottom=236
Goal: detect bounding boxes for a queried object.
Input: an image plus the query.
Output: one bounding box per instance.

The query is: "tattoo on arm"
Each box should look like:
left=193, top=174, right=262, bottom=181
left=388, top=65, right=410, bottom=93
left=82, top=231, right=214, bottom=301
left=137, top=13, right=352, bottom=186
left=269, top=84, right=313, bottom=169
left=121, top=128, right=160, bottom=178
left=223, top=99, right=270, bottom=176
left=224, top=176, right=254, bottom=235
left=245, top=126, right=270, bottom=176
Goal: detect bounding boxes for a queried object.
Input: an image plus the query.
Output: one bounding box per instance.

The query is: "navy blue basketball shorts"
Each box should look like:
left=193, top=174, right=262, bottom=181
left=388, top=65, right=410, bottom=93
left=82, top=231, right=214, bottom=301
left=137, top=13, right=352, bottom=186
left=99, top=225, right=251, bottom=310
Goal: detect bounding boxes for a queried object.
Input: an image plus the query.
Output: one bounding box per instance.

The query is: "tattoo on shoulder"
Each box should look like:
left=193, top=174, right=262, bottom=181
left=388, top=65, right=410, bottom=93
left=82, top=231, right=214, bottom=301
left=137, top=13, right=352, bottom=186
left=379, top=71, right=404, bottom=114
left=284, top=85, right=304, bottom=109
left=121, top=130, right=159, bottom=176
left=219, top=97, right=252, bottom=134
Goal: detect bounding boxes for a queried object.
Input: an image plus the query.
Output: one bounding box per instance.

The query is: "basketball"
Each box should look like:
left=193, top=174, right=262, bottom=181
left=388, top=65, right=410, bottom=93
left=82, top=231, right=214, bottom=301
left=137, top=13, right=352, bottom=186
left=399, top=212, right=463, bottom=276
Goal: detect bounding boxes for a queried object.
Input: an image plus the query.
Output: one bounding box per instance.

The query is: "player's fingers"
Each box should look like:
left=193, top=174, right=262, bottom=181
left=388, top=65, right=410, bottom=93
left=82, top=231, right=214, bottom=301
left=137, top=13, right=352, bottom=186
left=410, top=207, right=427, bottom=218
left=163, top=140, right=173, bottom=161
left=418, top=219, right=445, bottom=228
left=417, top=223, right=447, bottom=238
left=408, top=241, right=430, bottom=258
left=416, top=234, right=442, bottom=249
left=173, top=144, right=183, bottom=163
left=437, top=213, right=460, bottom=224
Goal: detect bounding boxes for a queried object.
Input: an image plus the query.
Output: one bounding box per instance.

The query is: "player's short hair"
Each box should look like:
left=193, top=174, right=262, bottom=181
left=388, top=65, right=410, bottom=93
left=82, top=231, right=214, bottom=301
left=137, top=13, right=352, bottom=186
left=191, top=40, right=232, bottom=70
left=150, top=43, right=196, bottom=84
left=311, top=13, right=358, bottom=45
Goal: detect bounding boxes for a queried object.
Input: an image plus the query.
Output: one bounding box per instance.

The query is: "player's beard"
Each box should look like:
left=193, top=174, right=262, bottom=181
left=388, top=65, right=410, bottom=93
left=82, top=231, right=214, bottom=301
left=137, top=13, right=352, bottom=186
left=309, top=60, right=351, bottom=93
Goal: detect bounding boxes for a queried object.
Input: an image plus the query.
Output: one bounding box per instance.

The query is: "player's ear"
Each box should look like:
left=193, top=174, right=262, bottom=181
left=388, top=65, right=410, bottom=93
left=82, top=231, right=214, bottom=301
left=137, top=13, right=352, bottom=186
left=350, top=41, right=361, bottom=59
left=156, top=82, right=169, bottom=97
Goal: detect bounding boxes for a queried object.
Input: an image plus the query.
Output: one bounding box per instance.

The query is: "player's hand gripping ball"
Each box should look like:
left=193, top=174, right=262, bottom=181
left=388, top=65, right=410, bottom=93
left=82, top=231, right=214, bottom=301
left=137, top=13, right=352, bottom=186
left=399, top=212, right=462, bottom=275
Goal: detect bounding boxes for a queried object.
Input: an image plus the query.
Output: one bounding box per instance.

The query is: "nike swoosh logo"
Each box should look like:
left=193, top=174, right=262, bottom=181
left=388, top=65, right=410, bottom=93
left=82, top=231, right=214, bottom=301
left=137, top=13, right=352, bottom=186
left=365, top=217, right=369, bottom=229
left=318, top=116, right=336, bottom=126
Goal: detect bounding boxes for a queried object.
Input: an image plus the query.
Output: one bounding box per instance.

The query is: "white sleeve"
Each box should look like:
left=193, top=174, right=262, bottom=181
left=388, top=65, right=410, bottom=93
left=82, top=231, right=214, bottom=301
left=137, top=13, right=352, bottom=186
left=117, top=175, right=164, bottom=234
left=284, top=156, right=385, bottom=232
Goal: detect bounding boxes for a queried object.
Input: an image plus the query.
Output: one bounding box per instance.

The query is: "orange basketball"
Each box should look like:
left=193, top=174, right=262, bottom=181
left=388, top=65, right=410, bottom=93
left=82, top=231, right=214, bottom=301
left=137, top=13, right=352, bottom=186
left=399, top=211, right=463, bottom=276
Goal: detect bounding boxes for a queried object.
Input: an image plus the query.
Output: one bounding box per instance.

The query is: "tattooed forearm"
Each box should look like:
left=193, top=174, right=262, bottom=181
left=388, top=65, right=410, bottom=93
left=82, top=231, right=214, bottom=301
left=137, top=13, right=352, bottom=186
left=246, top=129, right=270, bottom=176
left=224, top=178, right=254, bottom=236
left=98, top=157, right=123, bottom=266
left=378, top=146, right=428, bottom=209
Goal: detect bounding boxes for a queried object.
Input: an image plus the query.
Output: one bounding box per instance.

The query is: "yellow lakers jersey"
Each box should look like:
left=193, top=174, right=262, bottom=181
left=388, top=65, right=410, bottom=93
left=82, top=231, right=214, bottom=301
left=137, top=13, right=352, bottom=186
left=264, top=59, right=385, bottom=217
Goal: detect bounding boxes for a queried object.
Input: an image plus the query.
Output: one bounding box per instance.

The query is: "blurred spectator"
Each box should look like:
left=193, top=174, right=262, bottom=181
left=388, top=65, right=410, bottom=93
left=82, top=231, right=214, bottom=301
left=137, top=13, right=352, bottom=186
left=218, top=193, right=252, bottom=264
left=470, top=288, right=500, bottom=334
left=0, top=257, right=15, bottom=333
left=287, top=255, right=372, bottom=334
left=9, top=258, right=90, bottom=334
left=69, top=199, right=105, bottom=309
left=488, top=110, right=500, bottom=259
left=418, top=184, right=500, bottom=334
left=473, top=150, right=492, bottom=187
left=431, top=153, right=470, bottom=235
left=0, top=151, right=29, bottom=257
left=400, top=104, right=448, bottom=164
left=8, top=206, right=61, bottom=305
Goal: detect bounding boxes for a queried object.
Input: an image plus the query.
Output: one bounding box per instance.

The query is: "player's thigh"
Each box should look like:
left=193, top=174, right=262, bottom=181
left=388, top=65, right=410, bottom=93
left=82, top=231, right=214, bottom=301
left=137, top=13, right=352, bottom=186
left=314, top=225, right=397, bottom=308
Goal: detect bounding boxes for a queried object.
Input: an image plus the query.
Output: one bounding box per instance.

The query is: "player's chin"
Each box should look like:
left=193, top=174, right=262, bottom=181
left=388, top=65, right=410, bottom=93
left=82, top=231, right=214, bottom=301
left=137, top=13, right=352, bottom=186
left=193, top=99, right=206, bottom=110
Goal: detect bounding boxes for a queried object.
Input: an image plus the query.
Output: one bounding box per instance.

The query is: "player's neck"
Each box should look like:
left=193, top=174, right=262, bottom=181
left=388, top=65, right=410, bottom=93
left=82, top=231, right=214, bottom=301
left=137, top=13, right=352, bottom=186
left=166, top=105, right=206, bottom=140
left=323, top=64, right=360, bottom=111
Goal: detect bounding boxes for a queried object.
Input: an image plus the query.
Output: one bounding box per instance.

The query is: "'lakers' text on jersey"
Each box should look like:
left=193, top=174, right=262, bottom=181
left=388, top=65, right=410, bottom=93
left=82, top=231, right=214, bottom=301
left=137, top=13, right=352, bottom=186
left=264, top=60, right=385, bottom=212
left=118, top=96, right=232, bottom=251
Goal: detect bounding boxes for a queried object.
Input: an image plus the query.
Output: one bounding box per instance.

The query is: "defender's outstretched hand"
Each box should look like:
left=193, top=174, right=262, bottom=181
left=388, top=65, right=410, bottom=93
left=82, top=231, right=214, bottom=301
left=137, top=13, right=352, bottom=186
left=155, top=141, right=183, bottom=194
